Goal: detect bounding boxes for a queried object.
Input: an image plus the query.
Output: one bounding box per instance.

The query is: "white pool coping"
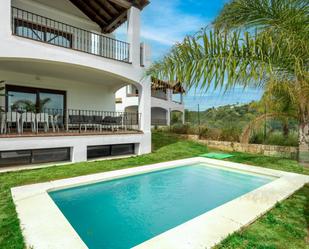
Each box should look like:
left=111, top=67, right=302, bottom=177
left=11, top=157, right=309, bottom=249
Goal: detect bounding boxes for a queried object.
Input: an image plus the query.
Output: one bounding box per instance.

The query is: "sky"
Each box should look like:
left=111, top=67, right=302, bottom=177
left=118, top=0, right=263, bottom=111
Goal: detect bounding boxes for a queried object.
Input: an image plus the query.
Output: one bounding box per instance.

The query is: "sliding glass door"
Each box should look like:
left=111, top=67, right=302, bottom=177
left=6, top=85, right=66, bottom=113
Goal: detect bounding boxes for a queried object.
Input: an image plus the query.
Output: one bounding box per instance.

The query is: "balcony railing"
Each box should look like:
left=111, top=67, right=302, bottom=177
left=151, top=90, right=168, bottom=100
left=0, top=107, right=141, bottom=136
left=11, top=7, right=130, bottom=63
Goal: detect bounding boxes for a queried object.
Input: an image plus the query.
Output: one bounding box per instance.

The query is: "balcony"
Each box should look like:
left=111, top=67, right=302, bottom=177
left=151, top=90, right=168, bottom=100
left=0, top=107, right=141, bottom=137
left=11, top=7, right=130, bottom=63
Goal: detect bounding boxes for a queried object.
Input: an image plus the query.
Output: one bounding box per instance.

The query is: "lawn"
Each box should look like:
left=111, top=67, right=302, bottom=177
left=0, top=131, right=308, bottom=249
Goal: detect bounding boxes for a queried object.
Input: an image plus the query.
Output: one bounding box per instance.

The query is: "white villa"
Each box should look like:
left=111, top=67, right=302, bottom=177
left=116, top=79, right=185, bottom=126
left=0, top=0, right=152, bottom=167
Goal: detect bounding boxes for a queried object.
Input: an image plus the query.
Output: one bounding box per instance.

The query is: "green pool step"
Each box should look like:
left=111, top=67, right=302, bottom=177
left=199, top=152, right=234, bottom=159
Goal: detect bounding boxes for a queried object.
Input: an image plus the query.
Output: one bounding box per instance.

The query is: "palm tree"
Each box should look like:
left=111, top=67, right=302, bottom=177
left=241, top=80, right=299, bottom=143
left=147, top=0, right=309, bottom=165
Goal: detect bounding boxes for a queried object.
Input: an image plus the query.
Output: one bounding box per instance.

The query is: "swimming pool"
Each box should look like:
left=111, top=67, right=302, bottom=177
left=49, top=164, right=272, bottom=249
left=12, top=157, right=309, bottom=249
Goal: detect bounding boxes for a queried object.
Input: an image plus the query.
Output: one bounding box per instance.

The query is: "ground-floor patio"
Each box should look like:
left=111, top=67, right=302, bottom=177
left=0, top=58, right=152, bottom=167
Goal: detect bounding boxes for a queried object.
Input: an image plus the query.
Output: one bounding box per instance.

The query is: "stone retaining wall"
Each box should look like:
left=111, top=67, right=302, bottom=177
left=182, top=135, right=298, bottom=159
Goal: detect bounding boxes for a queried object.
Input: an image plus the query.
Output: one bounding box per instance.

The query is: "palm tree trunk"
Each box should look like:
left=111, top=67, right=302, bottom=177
left=298, top=120, right=309, bottom=166
left=282, top=119, right=289, bottom=138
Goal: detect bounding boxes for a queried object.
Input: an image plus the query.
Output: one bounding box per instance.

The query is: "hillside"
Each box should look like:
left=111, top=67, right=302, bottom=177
left=185, top=102, right=259, bottom=129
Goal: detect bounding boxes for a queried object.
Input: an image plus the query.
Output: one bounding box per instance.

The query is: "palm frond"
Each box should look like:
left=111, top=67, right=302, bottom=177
left=147, top=28, right=304, bottom=91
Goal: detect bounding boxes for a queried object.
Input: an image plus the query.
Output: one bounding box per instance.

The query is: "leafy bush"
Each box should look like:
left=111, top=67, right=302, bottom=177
left=170, top=123, right=191, bottom=134
left=220, top=126, right=242, bottom=142
left=250, top=131, right=298, bottom=146
left=199, top=127, right=221, bottom=140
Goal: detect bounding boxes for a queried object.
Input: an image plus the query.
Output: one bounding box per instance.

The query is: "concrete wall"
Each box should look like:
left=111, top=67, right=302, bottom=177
left=183, top=135, right=298, bottom=159
left=0, top=133, right=151, bottom=163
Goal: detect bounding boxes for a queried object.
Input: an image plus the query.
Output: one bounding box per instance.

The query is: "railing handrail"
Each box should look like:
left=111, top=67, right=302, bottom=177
left=2, top=107, right=140, bottom=116
left=0, top=106, right=141, bottom=134
left=11, top=6, right=130, bottom=62
left=11, top=7, right=129, bottom=45
left=151, top=94, right=168, bottom=100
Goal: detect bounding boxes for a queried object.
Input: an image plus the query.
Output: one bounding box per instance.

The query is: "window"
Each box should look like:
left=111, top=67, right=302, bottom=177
left=14, top=19, right=73, bottom=48
left=6, top=85, right=66, bottom=113
left=111, top=144, right=135, bottom=156
left=126, top=85, right=139, bottom=97
left=0, top=148, right=70, bottom=167
left=87, top=144, right=135, bottom=159
left=87, top=145, right=110, bottom=159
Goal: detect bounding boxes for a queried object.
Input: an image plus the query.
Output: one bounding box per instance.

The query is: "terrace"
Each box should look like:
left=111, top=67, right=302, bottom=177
left=0, top=107, right=141, bottom=137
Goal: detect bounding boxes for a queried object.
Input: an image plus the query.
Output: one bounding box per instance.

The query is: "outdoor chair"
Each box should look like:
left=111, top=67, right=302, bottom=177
left=0, top=112, right=21, bottom=134
left=68, top=115, right=98, bottom=131
left=51, top=114, right=63, bottom=132
left=21, top=112, right=36, bottom=133
left=100, top=116, right=123, bottom=131
left=36, top=113, right=49, bottom=132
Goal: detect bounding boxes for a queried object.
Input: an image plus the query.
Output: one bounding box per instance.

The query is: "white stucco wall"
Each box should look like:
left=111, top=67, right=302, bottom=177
left=0, top=70, right=116, bottom=111
left=115, top=87, right=140, bottom=112
left=116, top=87, right=185, bottom=126
left=0, top=133, right=151, bottom=163
left=0, top=0, right=144, bottom=83
left=0, top=0, right=152, bottom=162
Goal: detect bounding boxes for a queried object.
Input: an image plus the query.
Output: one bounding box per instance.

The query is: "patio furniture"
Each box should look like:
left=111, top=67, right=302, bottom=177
left=68, top=115, right=90, bottom=131
left=0, top=112, right=21, bottom=134
left=36, top=113, right=50, bottom=132
left=51, top=114, right=63, bottom=132
left=100, top=116, right=123, bottom=131
left=21, top=112, right=36, bottom=133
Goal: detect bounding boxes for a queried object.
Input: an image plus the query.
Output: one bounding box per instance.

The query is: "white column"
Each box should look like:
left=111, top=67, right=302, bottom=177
left=71, top=145, right=87, bottom=163
left=182, top=111, right=185, bottom=124
left=138, top=77, right=151, bottom=154
left=0, top=0, right=11, bottom=39
left=167, top=108, right=171, bottom=126
left=127, top=7, right=141, bottom=66
left=167, top=89, right=172, bottom=101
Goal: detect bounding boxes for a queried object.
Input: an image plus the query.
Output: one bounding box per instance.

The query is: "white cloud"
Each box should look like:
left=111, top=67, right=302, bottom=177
left=140, top=0, right=209, bottom=46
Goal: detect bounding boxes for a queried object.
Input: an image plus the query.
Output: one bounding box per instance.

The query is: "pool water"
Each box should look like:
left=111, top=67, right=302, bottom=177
left=49, top=164, right=272, bottom=249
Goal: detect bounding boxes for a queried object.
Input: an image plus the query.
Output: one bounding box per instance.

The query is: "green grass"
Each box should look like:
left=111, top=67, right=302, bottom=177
left=0, top=131, right=308, bottom=249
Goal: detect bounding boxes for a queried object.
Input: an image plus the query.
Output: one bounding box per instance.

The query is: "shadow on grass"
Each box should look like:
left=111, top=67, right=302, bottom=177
left=152, top=131, right=181, bottom=151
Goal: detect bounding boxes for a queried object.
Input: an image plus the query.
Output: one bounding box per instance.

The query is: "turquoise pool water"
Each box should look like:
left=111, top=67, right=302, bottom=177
left=49, top=164, right=272, bottom=249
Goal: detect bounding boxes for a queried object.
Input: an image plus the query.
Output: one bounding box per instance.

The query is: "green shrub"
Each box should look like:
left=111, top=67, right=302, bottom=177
left=266, top=131, right=298, bottom=147
left=199, top=127, right=222, bottom=140
left=170, top=123, right=191, bottom=134
left=250, top=131, right=298, bottom=146
left=220, top=126, right=241, bottom=142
